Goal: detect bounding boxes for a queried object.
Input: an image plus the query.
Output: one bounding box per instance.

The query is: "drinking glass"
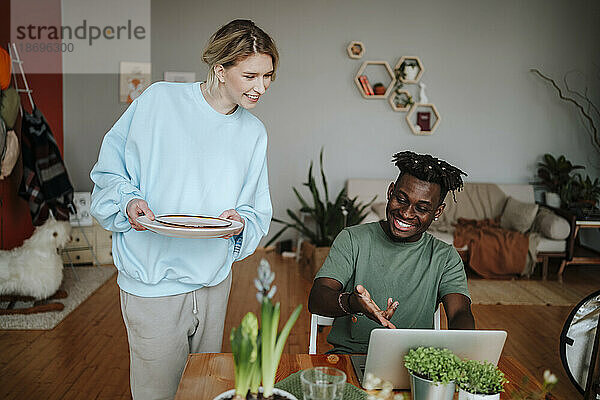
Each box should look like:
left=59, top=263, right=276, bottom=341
left=300, top=367, right=346, bottom=400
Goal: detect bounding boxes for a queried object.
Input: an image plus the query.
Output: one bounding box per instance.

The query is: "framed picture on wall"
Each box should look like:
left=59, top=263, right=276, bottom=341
left=119, top=61, right=151, bottom=103
left=164, top=71, right=196, bottom=83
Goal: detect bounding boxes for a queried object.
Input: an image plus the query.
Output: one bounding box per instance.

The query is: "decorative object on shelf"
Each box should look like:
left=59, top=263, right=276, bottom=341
left=163, top=71, right=196, bottom=83
left=406, top=103, right=441, bottom=135
left=120, top=61, right=151, bottom=103
left=347, top=41, right=364, bottom=59
left=418, top=82, right=428, bottom=103
left=395, top=56, right=424, bottom=84
left=354, top=61, right=395, bottom=99
left=373, top=82, right=386, bottom=96
left=531, top=68, right=599, bottom=159
left=389, top=89, right=414, bottom=112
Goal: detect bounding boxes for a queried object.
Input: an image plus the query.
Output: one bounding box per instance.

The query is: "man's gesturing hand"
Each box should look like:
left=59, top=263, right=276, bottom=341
left=126, top=199, right=155, bottom=231
left=351, top=284, right=398, bottom=329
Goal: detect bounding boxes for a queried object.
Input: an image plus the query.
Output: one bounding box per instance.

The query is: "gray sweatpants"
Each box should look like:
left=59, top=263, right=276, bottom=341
left=119, top=272, right=232, bottom=400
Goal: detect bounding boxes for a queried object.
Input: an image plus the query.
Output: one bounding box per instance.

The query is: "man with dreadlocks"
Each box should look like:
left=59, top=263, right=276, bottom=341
left=308, top=151, right=475, bottom=354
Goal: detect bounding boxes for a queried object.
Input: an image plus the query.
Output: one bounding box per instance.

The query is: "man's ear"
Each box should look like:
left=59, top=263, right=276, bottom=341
left=214, top=64, right=226, bottom=83
left=387, top=182, right=395, bottom=201
left=434, top=203, right=446, bottom=219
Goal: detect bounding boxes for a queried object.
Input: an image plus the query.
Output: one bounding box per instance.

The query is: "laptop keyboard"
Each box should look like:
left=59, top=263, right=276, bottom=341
left=350, top=354, right=367, bottom=385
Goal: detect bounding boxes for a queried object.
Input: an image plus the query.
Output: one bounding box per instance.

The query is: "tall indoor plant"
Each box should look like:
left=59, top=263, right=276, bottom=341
left=571, top=173, right=600, bottom=210
left=536, top=153, right=584, bottom=208
left=266, top=148, right=375, bottom=276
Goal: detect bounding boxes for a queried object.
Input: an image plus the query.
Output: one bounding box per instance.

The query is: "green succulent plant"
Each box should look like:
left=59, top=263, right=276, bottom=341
left=404, top=347, right=462, bottom=385
left=457, top=359, right=508, bottom=395
left=265, top=148, right=376, bottom=247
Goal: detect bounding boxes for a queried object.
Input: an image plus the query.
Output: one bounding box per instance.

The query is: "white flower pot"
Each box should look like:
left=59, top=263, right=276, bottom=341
left=213, top=387, right=298, bottom=400
left=545, top=192, right=561, bottom=208
left=457, top=387, right=500, bottom=400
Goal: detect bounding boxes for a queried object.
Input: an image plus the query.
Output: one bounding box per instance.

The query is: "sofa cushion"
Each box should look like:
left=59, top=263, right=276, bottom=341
left=428, top=229, right=468, bottom=251
left=532, top=207, right=571, bottom=240
left=500, top=197, right=538, bottom=233
left=537, top=236, right=567, bottom=253
left=432, top=183, right=507, bottom=232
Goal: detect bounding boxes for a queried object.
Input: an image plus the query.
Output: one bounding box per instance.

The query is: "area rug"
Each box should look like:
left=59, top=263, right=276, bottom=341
left=468, top=278, right=593, bottom=306
left=0, top=266, right=115, bottom=330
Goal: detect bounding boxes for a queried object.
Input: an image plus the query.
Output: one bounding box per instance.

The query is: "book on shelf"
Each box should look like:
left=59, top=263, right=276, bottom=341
left=357, top=75, right=370, bottom=95
left=417, top=111, right=431, bottom=131
left=358, top=75, right=374, bottom=95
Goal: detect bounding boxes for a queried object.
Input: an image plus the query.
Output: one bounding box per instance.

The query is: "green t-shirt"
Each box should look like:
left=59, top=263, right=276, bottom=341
left=315, top=222, right=470, bottom=354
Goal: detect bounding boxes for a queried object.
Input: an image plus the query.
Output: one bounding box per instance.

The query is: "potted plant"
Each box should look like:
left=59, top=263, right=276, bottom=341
left=457, top=359, right=508, bottom=400
left=214, top=259, right=302, bottom=400
left=404, top=347, right=462, bottom=400
left=265, top=148, right=375, bottom=277
left=536, top=153, right=584, bottom=208
left=571, top=173, right=600, bottom=210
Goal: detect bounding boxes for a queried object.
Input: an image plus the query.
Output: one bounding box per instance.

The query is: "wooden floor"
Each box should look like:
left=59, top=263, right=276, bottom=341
left=0, top=250, right=598, bottom=400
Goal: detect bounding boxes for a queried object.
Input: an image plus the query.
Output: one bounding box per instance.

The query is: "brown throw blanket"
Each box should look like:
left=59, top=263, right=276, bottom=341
left=453, top=218, right=529, bottom=278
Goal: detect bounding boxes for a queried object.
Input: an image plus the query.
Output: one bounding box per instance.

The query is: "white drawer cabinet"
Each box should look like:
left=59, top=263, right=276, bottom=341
left=62, top=219, right=115, bottom=266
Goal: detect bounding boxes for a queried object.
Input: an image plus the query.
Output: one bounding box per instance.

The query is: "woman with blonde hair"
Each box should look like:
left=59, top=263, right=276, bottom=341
left=90, top=19, right=277, bottom=400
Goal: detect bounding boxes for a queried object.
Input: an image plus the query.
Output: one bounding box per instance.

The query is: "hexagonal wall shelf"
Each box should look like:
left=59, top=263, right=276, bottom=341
left=405, top=103, right=441, bottom=135
left=389, top=89, right=414, bottom=112
left=347, top=41, right=364, bottom=59
left=394, top=56, right=424, bottom=84
left=354, top=61, right=396, bottom=99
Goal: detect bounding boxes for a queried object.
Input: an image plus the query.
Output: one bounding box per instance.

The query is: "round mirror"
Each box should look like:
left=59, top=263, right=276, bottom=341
left=560, top=289, right=600, bottom=394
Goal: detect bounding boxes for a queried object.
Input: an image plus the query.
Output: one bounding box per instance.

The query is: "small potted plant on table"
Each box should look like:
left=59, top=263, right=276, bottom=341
left=214, top=259, right=302, bottom=400
left=457, top=359, right=508, bottom=400
left=403, top=347, right=462, bottom=400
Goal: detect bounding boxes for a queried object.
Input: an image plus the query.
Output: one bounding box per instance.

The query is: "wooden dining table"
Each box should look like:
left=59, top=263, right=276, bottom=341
left=175, top=353, right=552, bottom=400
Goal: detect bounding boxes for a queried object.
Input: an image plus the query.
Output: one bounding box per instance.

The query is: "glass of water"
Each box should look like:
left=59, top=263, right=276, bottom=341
left=300, top=367, right=346, bottom=400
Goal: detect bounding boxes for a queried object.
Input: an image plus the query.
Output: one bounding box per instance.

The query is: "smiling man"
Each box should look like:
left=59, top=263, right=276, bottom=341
left=308, top=151, right=475, bottom=354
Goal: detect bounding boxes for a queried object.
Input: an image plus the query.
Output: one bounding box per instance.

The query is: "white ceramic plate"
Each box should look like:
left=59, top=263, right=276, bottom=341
left=155, top=214, right=232, bottom=228
left=136, top=215, right=242, bottom=239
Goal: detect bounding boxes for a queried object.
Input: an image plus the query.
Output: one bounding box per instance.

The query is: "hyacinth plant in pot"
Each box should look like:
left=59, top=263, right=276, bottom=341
left=403, top=347, right=462, bottom=400
left=214, top=259, right=302, bottom=400
left=457, top=359, right=508, bottom=400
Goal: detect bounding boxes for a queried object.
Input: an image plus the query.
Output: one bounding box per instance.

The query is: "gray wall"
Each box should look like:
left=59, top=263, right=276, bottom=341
left=63, top=0, right=600, bottom=243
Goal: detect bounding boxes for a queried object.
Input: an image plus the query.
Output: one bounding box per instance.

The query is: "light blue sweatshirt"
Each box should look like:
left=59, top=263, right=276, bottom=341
left=90, top=82, right=272, bottom=297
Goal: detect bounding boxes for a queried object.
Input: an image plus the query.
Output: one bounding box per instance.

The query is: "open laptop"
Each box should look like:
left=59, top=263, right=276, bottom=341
left=351, top=329, right=507, bottom=389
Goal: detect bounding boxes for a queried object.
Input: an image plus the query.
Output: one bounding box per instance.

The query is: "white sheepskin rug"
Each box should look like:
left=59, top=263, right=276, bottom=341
left=0, top=218, right=72, bottom=300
